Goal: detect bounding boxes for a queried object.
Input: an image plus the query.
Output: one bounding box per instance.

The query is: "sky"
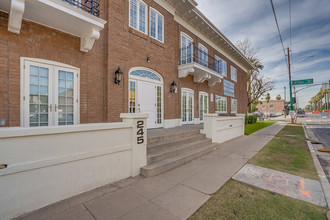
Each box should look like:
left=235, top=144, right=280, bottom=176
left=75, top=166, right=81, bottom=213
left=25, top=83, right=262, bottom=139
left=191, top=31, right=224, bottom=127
left=195, top=0, right=330, bottom=109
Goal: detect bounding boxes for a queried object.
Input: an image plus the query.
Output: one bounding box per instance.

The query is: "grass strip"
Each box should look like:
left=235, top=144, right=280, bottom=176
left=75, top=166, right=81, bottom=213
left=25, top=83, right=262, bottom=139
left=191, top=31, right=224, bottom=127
left=249, top=123, right=318, bottom=180
left=245, top=121, right=277, bottom=135
left=189, top=180, right=329, bottom=220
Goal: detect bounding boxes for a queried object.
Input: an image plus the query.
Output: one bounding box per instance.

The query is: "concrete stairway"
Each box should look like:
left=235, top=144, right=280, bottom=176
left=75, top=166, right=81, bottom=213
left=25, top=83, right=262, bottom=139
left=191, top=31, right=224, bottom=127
left=141, top=128, right=217, bottom=177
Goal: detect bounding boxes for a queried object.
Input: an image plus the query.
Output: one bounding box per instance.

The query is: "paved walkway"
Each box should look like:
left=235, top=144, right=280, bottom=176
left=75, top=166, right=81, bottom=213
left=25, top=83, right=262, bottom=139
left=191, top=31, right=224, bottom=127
left=233, top=164, right=327, bottom=207
left=16, top=122, right=285, bottom=220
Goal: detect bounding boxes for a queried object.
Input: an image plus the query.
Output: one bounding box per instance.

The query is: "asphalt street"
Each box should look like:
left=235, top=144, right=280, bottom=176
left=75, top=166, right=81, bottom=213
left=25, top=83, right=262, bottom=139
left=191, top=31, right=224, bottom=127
left=311, top=124, right=330, bottom=149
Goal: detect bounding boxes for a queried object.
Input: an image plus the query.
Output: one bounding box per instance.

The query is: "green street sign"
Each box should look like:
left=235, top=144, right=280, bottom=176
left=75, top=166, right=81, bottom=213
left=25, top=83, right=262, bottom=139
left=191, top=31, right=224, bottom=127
left=292, top=79, right=313, bottom=85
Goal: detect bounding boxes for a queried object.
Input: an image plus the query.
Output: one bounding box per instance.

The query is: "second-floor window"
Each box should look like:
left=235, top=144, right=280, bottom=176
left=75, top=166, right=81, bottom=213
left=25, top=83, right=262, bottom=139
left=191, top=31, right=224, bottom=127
left=198, top=44, right=208, bottom=67
left=129, top=0, right=147, bottom=34
left=150, top=8, right=164, bottom=42
left=231, top=66, right=237, bottom=82
left=215, top=55, right=227, bottom=76
left=181, top=33, right=193, bottom=64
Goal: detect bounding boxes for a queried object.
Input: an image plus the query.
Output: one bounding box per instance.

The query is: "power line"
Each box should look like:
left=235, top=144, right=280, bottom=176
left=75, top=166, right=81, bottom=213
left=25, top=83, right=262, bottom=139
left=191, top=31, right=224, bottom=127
left=289, top=0, right=292, bottom=49
left=270, top=0, right=288, bottom=68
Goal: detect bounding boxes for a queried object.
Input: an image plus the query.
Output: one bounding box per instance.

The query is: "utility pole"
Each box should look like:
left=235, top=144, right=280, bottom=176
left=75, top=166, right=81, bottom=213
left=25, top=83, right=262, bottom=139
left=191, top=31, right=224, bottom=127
left=287, top=47, right=294, bottom=123
left=284, top=86, right=286, bottom=118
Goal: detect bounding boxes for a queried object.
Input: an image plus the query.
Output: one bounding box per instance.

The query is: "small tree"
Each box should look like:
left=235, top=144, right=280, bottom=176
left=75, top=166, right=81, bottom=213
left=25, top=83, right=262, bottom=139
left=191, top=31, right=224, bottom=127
left=266, top=93, right=271, bottom=103
left=276, top=95, right=281, bottom=100
left=236, top=38, right=275, bottom=113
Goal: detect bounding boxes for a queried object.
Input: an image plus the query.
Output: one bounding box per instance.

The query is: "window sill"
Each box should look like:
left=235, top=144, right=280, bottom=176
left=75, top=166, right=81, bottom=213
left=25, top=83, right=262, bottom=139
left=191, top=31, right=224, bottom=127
left=129, top=27, right=148, bottom=40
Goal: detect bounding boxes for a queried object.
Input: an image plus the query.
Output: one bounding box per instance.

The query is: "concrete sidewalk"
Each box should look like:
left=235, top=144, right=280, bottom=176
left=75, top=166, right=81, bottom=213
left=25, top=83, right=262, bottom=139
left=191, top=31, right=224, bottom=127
left=16, top=122, right=285, bottom=220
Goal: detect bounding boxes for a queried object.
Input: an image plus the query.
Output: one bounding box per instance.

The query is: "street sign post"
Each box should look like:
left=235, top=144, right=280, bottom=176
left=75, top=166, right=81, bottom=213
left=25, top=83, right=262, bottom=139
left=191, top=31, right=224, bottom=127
left=289, top=110, right=295, bottom=118
left=292, top=79, right=313, bottom=85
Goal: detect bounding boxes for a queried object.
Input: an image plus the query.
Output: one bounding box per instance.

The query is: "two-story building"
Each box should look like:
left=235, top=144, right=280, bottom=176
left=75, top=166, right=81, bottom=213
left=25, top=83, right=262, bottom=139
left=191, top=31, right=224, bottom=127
left=0, top=0, right=255, bottom=129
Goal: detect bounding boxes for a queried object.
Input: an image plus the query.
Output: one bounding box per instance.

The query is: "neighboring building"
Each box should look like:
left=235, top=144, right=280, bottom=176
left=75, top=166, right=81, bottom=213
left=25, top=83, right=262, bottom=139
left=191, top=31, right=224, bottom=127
left=0, top=0, right=255, bottom=129
left=256, top=100, right=284, bottom=116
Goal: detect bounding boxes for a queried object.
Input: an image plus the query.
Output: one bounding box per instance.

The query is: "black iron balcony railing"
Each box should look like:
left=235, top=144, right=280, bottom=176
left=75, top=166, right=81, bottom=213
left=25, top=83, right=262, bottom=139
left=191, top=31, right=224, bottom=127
left=180, top=43, right=223, bottom=75
left=61, top=0, right=100, bottom=17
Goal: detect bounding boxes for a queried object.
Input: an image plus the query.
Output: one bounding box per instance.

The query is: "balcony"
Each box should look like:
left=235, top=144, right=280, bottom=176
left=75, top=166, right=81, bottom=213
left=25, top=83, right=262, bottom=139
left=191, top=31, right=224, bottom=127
left=178, top=43, right=224, bottom=86
left=1, top=0, right=106, bottom=52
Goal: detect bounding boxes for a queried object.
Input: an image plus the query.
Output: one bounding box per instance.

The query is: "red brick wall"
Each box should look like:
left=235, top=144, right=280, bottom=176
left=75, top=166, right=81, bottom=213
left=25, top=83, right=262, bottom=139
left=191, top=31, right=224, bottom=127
left=0, top=10, right=107, bottom=126
left=256, top=100, right=284, bottom=115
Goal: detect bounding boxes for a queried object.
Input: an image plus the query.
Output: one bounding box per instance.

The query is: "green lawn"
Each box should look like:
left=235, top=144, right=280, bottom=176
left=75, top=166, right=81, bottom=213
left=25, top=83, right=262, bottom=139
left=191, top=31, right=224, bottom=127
left=245, top=120, right=277, bottom=135
left=189, top=180, right=329, bottom=220
left=249, top=123, right=318, bottom=180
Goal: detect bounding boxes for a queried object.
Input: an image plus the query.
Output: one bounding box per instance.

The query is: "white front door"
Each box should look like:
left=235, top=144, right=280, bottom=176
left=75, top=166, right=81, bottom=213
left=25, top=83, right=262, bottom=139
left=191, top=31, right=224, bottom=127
left=199, top=92, right=208, bottom=122
left=182, top=89, right=194, bottom=124
left=138, top=81, right=156, bottom=129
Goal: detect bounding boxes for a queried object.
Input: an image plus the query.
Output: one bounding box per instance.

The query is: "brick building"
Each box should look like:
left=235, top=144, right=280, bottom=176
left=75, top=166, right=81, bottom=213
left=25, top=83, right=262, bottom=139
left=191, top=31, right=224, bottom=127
left=0, top=0, right=255, bottom=129
left=256, top=100, right=284, bottom=116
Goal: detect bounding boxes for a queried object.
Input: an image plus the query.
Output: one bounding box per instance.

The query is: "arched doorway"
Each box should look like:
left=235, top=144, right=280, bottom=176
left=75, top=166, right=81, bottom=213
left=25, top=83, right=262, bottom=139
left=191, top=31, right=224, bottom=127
left=128, top=68, right=163, bottom=129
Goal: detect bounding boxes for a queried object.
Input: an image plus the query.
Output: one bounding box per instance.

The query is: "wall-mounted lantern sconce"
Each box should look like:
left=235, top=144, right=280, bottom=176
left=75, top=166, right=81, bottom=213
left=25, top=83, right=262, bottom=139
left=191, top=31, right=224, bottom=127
left=147, top=57, right=151, bottom=63
left=170, top=81, right=177, bottom=93
left=114, top=66, right=123, bottom=85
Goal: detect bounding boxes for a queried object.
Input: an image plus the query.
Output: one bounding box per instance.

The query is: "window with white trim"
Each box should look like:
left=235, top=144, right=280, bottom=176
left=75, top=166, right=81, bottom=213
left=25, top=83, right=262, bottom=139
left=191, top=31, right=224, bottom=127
left=198, top=44, right=208, bottom=67
left=150, top=8, right=164, bottom=42
left=129, top=0, right=147, bottom=34
left=231, top=66, right=237, bottom=82
left=181, top=33, right=193, bottom=64
left=21, top=58, right=79, bottom=127
left=215, top=96, right=227, bottom=113
left=231, top=99, right=237, bottom=113
left=215, top=55, right=227, bottom=76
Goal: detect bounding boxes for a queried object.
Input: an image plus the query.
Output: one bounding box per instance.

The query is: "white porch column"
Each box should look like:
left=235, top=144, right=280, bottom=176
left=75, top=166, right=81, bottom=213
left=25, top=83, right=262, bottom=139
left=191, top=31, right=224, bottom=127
left=120, top=113, right=149, bottom=176
left=236, top=114, right=246, bottom=136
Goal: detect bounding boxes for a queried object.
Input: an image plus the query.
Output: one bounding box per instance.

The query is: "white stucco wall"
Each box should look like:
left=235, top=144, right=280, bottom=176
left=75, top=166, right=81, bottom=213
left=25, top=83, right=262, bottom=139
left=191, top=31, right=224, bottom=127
left=203, top=114, right=245, bottom=143
left=0, top=114, right=148, bottom=220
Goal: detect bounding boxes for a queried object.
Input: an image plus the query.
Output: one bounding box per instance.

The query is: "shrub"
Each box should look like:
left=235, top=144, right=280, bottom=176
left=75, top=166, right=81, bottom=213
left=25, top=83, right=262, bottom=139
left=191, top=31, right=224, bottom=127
left=245, top=115, right=257, bottom=124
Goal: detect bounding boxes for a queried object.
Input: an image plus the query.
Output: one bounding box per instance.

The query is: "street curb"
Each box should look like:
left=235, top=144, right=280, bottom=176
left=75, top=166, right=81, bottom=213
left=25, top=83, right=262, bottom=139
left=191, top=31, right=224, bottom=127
left=303, top=124, right=330, bottom=209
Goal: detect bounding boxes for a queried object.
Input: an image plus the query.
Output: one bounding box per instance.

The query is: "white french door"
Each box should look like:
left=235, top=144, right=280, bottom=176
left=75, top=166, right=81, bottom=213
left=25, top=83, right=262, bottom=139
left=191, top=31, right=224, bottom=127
left=22, top=60, right=79, bottom=127
left=199, top=92, right=208, bottom=122
left=182, top=89, right=194, bottom=124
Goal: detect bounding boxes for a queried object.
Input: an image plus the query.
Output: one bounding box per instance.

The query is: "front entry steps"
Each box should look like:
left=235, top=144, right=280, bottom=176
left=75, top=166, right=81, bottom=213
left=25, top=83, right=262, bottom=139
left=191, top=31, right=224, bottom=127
left=141, top=127, right=218, bottom=177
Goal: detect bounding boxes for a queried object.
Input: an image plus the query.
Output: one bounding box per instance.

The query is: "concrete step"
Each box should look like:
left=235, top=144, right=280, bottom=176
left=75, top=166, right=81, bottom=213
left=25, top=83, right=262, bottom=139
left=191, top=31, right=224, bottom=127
left=147, top=133, right=207, bottom=154
left=147, top=129, right=201, bottom=145
left=147, top=138, right=212, bottom=164
left=141, top=143, right=218, bottom=177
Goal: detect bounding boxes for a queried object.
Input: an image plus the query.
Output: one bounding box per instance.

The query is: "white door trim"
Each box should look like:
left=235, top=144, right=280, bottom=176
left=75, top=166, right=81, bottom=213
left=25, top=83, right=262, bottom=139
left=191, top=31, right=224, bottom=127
left=128, top=67, right=164, bottom=128
left=199, top=91, right=208, bottom=123
left=20, top=57, right=80, bottom=127
left=181, top=88, right=194, bottom=124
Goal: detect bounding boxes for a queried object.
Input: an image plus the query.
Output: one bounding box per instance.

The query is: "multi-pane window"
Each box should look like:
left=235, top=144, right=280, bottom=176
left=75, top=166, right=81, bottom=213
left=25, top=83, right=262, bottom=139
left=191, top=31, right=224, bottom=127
left=150, top=8, right=164, bottom=42
left=231, top=99, right=237, bottom=113
left=58, top=71, right=74, bottom=125
left=215, top=96, right=227, bottom=113
left=129, top=0, right=147, bottom=34
left=270, top=104, right=274, bottom=108
left=181, top=33, right=193, bottom=64
left=224, top=80, right=235, bottom=97
left=198, top=44, right=208, bottom=67
left=231, top=66, right=237, bottom=82
left=199, top=93, right=208, bottom=121
left=29, top=65, right=49, bottom=127
left=129, top=81, right=136, bottom=113
left=215, top=55, right=227, bottom=76
left=157, top=86, right=162, bottom=124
